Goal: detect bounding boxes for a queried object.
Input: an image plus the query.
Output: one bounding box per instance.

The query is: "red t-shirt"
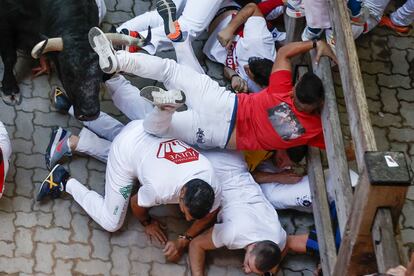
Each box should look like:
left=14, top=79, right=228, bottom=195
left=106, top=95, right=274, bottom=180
left=236, top=70, right=325, bottom=150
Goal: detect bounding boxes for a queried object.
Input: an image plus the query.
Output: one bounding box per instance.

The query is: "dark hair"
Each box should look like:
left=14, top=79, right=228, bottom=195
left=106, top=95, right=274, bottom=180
left=183, top=179, right=214, bottom=219
left=248, top=57, right=274, bottom=87
left=251, top=240, right=282, bottom=272
left=295, top=72, right=324, bottom=105
left=286, top=145, right=308, bottom=163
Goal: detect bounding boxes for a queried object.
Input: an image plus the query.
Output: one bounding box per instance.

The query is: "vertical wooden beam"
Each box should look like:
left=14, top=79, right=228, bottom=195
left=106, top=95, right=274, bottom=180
left=309, top=54, right=353, bottom=236
left=307, top=147, right=337, bottom=276
left=325, top=0, right=377, bottom=169
left=372, top=208, right=401, bottom=272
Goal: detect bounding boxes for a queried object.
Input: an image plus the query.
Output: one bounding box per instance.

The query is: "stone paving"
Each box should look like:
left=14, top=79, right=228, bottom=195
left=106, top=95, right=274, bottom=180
left=0, top=0, right=412, bottom=275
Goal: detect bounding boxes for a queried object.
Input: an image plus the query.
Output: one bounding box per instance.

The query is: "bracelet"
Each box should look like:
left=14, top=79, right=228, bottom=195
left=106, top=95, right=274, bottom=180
left=140, top=217, right=152, bottom=227
left=178, top=233, right=193, bottom=241
left=230, top=74, right=239, bottom=81
left=312, top=39, right=318, bottom=49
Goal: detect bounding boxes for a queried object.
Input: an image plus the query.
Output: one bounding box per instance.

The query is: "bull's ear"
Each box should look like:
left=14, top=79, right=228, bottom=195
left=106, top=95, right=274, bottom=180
left=31, top=38, right=63, bottom=59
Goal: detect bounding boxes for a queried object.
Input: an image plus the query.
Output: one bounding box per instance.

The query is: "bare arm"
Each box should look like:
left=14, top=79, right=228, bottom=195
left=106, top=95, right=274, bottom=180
left=218, top=3, right=263, bottom=48
left=272, top=40, right=338, bottom=73
left=163, top=209, right=219, bottom=262
left=223, top=67, right=248, bottom=93
left=189, top=228, right=217, bottom=276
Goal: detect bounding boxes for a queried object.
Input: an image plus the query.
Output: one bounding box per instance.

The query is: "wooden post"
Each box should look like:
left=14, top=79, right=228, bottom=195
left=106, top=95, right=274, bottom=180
left=307, top=147, right=337, bottom=276
left=372, top=208, right=401, bottom=272
left=309, top=54, right=353, bottom=236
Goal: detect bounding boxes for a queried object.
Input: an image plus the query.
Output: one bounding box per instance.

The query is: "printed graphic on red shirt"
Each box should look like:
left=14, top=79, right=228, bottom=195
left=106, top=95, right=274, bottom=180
left=157, top=139, right=199, bottom=164
left=267, top=102, right=305, bottom=140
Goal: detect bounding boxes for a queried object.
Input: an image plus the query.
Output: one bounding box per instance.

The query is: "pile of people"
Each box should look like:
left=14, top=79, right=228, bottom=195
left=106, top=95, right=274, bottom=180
left=0, top=0, right=412, bottom=274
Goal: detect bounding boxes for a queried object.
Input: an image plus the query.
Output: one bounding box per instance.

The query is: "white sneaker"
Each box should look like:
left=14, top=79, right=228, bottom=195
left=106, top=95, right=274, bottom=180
left=140, top=86, right=186, bottom=109
left=301, top=26, right=323, bottom=41
left=286, top=0, right=305, bottom=18
left=88, top=27, right=119, bottom=74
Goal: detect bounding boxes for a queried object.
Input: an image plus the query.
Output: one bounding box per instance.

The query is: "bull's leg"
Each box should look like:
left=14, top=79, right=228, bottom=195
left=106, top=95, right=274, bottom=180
left=0, top=37, right=22, bottom=106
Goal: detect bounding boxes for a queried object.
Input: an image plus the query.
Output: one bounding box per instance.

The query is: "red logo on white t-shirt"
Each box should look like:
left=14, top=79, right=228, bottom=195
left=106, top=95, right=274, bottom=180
left=157, top=139, right=199, bottom=164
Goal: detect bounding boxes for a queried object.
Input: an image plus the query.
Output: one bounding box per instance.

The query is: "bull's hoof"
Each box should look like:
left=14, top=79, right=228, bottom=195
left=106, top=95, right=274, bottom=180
left=1, top=91, right=22, bottom=106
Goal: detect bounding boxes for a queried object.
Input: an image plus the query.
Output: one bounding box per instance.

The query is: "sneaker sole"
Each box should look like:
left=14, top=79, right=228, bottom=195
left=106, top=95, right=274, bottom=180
left=156, top=0, right=180, bottom=40
left=37, top=164, right=61, bottom=201
left=88, top=27, right=118, bottom=74
left=140, top=86, right=186, bottom=107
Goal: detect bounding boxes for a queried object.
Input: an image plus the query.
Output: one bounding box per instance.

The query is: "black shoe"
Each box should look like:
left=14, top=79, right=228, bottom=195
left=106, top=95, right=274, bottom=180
left=37, top=165, right=69, bottom=201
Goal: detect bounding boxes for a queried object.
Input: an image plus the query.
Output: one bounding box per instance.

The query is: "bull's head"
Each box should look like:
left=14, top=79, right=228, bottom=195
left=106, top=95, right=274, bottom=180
left=30, top=29, right=151, bottom=121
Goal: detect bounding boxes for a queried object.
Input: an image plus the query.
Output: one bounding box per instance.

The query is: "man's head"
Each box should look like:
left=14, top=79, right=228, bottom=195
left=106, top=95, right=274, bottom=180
left=273, top=145, right=308, bottom=169
left=293, top=72, right=324, bottom=114
left=244, top=241, right=282, bottom=274
left=244, top=57, right=274, bottom=88
left=179, top=179, right=214, bottom=221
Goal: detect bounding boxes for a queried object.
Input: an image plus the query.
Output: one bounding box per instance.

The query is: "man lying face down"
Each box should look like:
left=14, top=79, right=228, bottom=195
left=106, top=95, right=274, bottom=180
left=189, top=149, right=286, bottom=275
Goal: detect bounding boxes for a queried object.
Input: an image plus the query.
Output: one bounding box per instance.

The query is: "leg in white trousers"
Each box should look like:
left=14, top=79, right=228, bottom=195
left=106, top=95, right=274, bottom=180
left=117, top=0, right=223, bottom=54
left=116, top=48, right=235, bottom=148
left=0, top=122, right=11, bottom=196
left=65, top=76, right=153, bottom=232
left=391, top=0, right=414, bottom=26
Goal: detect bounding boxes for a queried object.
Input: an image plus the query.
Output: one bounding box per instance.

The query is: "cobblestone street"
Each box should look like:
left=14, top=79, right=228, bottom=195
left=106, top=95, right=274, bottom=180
left=0, top=0, right=412, bottom=275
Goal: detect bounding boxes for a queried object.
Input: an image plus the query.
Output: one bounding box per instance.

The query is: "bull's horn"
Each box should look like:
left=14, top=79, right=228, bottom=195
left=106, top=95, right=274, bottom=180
left=105, top=26, right=152, bottom=47
left=31, top=38, right=63, bottom=59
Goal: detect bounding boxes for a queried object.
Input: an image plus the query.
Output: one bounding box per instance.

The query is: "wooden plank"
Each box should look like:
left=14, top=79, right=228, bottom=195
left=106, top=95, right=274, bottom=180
left=283, top=14, right=305, bottom=43
left=325, top=0, right=377, bottom=169
left=309, top=54, right=353, bottom=236
left=372, top=208, right=401, bottom=272
left=307, top=147, right=337, bottom=276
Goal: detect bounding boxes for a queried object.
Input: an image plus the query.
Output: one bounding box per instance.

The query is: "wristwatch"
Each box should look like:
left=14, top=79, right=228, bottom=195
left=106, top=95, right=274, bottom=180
left=312, top=39, right=318, bottom=49
left=178, top=233, right=193, bottom=241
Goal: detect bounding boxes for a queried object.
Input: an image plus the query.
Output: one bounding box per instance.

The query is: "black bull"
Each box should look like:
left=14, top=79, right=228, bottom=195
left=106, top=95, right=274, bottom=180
left=0, top=0, right=103, bottom=121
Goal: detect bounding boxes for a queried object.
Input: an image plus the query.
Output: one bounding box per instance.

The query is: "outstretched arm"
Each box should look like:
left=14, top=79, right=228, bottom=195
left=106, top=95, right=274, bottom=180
left=218, top=3, right=263, bottom=48
left=163, top=209, right=219, bottom=262
left=189, top=228, right=217, bottom=276
left=272, top=40, right=338, bottom=73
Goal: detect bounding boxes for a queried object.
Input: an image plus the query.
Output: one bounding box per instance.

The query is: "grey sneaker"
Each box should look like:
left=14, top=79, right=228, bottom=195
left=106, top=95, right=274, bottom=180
left=45, top=127, right=72, bottom=170
left=156, top=0, right=182, bottom=42
left=89, top=27, right=119, bottom=74
left=140, top=86, right=186, bottom=109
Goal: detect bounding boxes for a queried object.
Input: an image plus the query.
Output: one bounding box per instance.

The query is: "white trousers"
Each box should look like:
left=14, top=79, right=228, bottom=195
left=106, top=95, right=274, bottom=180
left=116, top=44, right=235, bottom=149
left=303, top=0, right=390, bottom=33
left=66, top=75, right=153, bottom=232
left=259, top=160, right=359, bottom=212
left=391, top=0, right=414, bottom=26
left=0, top=122, right=11, bottom=198
left=117, top=0, right=224, bottom=54
left=95, top=0, right=107, bottom=24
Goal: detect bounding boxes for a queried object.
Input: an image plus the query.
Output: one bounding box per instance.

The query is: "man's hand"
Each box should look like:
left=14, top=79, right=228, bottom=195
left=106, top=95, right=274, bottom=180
left=315, top=40, right=338, bottom=65
left=163, top=238, right=188, bottom=262
left=231, top=75, right=248, bottom=93
left=252, top=170, right=303, bottom=184
left=218, top=28, right=234, bottom=49
left=144, top=219, right=167, bottom=245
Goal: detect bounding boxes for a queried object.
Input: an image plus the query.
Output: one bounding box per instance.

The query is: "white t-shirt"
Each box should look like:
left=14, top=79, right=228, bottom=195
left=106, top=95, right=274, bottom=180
left=203, top=15, right=276, bottom=92
left=112, top=120, right=221, bottom=212
left=201, top=149, right=286, bottom=250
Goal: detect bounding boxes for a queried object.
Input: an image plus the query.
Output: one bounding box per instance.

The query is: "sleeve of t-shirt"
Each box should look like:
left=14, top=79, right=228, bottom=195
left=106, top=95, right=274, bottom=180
left=210, top=185, right=222, bottom=213
left=137, top=184, right=158, bottom=207
left=268, top=70, right=293, bottom=96
left=309, top=132, right=326, bottom=149
left=257, top=0, right=284, bottom=17
left=212, top=223, right=237, bottom=249
left=243, top=16, right=272, bottom=41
